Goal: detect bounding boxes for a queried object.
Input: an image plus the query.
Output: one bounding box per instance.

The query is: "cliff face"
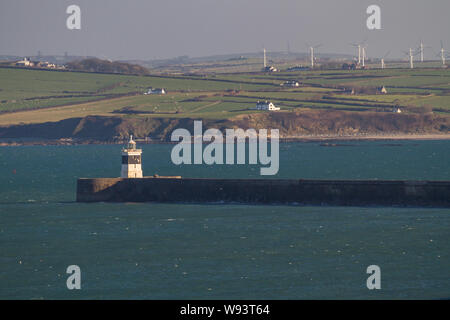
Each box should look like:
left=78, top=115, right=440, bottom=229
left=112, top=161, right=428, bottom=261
left=0, top=110, right=449, bottom=142
left=231, top=110, right=450, bottom=137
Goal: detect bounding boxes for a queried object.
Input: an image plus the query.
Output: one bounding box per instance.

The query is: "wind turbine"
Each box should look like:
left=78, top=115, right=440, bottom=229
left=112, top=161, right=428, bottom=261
left=380, top=51, right=390, bottom=69
left=350, top=39, right=367, bottom=65
left=361, top=46, right=368, bottom=68
left=420, top=41, right=425, bottom=62
left=437, top=41, right=448, bottom=66
left=409, top=48, right=414, bottom=69
left=403, top=48, right=418, bottom=69
left=417, top=40, right=431, bottom=63
left=350, top=43, right=361, bottom=65
left=307, top=43, right=322, bottom=69
left=263, top=48, right=267, bottom=68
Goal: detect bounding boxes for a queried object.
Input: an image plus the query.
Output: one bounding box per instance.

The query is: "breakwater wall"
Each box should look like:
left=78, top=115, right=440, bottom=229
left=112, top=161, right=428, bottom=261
left=76, top=177, right=450, bottom=207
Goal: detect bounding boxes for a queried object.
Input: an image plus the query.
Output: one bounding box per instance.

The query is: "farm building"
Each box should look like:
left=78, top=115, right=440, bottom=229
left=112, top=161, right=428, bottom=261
left=377, top=86, right=388, bottom=94
left=38, top=61, right=56, bottom=68
left=15, top=58, right=33, bottom=67
left=262, top=65, right=278, bottom=72
left=281, top=80, right=300, bottom=87
left=342, top=88, right=356, bottom=95
left=287, top=65, right=309, bottom=71
left=255, top=101, right=280, bottom=111
left=145, top=87, right=166, bottom=95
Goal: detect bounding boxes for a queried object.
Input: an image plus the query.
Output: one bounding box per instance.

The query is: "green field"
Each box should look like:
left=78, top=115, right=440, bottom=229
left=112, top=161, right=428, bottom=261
left=0, top=65, right=449, bottom=126
left=0, top=67, right=276, bottom=113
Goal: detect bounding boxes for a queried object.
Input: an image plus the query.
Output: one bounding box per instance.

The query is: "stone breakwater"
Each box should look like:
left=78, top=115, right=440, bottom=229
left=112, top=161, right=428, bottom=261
left=76, top=177, right=450, bottom=207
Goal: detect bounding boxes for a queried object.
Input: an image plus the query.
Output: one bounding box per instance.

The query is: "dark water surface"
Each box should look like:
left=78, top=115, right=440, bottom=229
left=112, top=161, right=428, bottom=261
left=0, top=141, right=449, bottom=299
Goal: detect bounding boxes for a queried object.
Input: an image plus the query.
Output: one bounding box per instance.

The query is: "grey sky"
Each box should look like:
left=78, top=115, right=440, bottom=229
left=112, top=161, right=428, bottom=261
left=1, top=0, right=449, bottom=60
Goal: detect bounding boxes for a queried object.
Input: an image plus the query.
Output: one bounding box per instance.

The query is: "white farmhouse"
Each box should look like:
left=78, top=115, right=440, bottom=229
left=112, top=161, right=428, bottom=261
left=15, top=58, right=33, bottom=67
left=378, top=86, right=388, bottom=94
left=144, top=87, right=166, bottom=95
left=255, top=101, right=280, bottom=111
left=281, top=80, right=300, bottom=87
left=262, top=65, right=278, bottom=72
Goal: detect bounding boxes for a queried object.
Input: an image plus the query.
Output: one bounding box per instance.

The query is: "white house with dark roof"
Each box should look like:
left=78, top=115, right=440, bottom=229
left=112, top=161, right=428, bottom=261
left=255, top=101, right=280, bottom=111
left=262, top=65, right=278, bottom=72
left=15, top=58, right=33, bottom=67
left=281, top=80, right=300, bottom=87
left=144, top=87, right=166, bottom=95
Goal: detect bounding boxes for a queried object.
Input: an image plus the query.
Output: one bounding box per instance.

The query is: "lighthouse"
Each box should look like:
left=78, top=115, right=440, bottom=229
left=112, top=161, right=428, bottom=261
left=121, top=135, right=143, bottom=178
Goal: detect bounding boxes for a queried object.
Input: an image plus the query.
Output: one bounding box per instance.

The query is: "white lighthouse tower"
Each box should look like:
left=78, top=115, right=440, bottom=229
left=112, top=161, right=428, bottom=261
left=121, top=135, right=143, bottom=178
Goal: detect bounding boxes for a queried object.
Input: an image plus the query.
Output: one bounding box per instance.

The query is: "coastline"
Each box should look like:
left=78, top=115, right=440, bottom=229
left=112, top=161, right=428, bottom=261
left=281, top=133, right=450, bottom=142
left=1, top=133, right=450, bottom=146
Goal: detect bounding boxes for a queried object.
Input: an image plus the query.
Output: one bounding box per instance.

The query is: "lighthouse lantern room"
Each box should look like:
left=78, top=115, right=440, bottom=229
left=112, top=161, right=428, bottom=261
left=121, top=135, right=143, bottom=178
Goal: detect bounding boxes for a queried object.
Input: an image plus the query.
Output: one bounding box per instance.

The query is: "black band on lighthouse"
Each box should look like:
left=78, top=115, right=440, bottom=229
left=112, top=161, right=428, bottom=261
left=122, top=155, right=141, bottom=164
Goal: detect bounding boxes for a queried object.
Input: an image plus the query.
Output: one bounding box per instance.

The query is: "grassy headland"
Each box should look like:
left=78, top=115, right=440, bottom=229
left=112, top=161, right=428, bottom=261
left=0, top=59, right=449, bottom=144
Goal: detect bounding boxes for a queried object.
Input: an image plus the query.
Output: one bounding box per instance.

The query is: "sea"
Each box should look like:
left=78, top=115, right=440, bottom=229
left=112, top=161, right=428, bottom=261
left=0, top=140, right=449, bottom=299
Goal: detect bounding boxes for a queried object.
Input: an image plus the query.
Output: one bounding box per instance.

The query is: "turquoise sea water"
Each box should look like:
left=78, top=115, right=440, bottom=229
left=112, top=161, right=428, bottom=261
left=0, top=141, right=449, bottom=299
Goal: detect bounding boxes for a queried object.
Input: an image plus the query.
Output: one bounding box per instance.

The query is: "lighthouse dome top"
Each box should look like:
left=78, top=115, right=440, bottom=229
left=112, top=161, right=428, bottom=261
left=128, top=135, right=136, bottom=148
left=124, top=135, right=139, bottom=151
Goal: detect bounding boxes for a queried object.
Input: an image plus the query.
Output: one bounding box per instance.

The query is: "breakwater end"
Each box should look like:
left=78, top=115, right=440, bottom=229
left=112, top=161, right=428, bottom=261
left=76, top=177, right=450, bottom=207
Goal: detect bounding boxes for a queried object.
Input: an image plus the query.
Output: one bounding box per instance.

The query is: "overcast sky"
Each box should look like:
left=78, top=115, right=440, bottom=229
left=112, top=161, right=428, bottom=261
left=1, top=0, right=449, bottom=60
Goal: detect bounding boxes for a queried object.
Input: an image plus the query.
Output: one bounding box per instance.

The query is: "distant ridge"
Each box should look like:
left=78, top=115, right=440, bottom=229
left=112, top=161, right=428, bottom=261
left=1, top=51, right=354, bottom=67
